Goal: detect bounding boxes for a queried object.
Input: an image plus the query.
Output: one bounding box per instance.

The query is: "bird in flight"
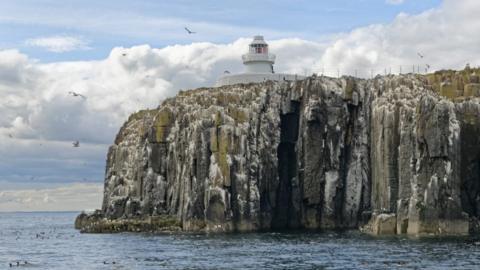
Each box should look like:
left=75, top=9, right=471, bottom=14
left=224, top=70, right=230, bottom=74
left=72, top=141, right=80, bottom=147
left=122, top=53, right=127, bottom=56
left=8, top=134, right=13, bottom=138
left=68, top=91, right=87, bottom=99
left=425, top=64, right=431, bottom=73
left=184, top=27, right=196, bottom=34
left=417, top=52, right=424, bottom=58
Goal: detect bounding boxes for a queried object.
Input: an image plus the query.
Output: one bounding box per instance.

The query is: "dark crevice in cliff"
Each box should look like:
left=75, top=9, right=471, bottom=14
left=339, top=104, right=356, bottom=227
left=272, top=101, right=300, bottom=229
left=460, top=123, right=480, bottom=219
left=335, top=105, right=354, bottom=227
left=230, top=153, right=244, bottom=230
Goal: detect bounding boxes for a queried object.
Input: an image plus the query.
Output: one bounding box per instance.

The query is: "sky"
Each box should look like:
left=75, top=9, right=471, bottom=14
left=0, top=0, right=478, bottom=211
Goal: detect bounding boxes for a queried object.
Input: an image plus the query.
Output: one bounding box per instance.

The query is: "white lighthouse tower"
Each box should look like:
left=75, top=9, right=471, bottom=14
left=242, top=35, right=275, bottom=73
left=215, top=35, right=303, bottom=87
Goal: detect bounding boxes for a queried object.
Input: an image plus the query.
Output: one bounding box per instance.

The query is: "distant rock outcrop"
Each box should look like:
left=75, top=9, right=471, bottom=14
left=76, top=69, right=480, bottom=236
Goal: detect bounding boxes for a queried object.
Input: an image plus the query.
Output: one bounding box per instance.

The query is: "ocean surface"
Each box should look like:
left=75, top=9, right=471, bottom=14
left=1, top=212, right=480, bottom=270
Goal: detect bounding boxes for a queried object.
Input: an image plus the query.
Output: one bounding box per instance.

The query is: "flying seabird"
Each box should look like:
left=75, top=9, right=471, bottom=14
left=72, top=141, right=80, bottom=148
left=68, top=91, right=87, bottom=99
left=426, top=64, right=431, bottom=69
left=224, top=70, right=230, bottom=74
left=417, top=52, right=424, bottom=58
left=184, top=27, right=196, bottom=34
left=8, top=134, right=12, bottom=138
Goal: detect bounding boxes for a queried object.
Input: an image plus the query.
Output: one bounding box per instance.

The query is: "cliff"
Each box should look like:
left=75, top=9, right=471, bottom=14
left=76, top=69, right=480, bottom=236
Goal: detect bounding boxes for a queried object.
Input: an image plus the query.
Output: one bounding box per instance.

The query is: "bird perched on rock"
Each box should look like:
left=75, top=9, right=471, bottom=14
left=68, top=91, right=86, bottom=99
left=72, top=141, right=80, bottom=148
left=184, top=27, right=196, bottom=34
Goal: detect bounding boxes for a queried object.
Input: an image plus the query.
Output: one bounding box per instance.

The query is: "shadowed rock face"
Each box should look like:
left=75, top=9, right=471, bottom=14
left=76, top=72, right=480, bottom=235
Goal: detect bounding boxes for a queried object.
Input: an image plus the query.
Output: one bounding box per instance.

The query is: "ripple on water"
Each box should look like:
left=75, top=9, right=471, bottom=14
left=1, top=212, right=480, bottom=269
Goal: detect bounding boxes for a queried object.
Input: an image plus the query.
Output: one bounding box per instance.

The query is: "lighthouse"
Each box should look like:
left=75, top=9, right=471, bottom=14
left=242, top=36, right=275, bottom=73
left=215, top=35, right=303, bottom=87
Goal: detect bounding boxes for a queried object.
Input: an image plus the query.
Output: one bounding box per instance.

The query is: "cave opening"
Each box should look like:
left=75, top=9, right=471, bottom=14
left=206, top=195, right=226, bottom=223
left=272, top=100, right=301, bottom=229
left=460, top=155, right=480, bottom=218
left=460, top=122, right=480, bottom=220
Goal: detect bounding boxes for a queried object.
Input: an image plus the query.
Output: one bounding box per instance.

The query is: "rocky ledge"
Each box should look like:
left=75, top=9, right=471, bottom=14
left=76, top=68, right=480, bottom=236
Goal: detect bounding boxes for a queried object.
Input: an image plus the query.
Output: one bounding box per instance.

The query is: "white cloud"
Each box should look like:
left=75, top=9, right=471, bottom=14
left=0, top=183, right=102, bottom=212
left=1, top=0, right=479, bottom=211
left=315, top=0, right=480, bottom=77
left=386, top=0, right=405, bottom=5
left=25, top=35, right=90, bottom=52
left=0, top=39, right=320, bottom=148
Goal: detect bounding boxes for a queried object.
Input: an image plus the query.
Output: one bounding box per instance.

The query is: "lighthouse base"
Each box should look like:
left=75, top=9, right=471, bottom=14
left=215, top=73, right=305, bottom=87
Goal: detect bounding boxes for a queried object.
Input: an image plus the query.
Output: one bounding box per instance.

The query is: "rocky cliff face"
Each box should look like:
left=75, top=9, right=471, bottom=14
left=76, top=70, right=480, bottom=235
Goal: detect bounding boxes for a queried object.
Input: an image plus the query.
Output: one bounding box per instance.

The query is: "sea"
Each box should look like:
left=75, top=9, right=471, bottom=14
left=0, top=212, right=479, bottom=269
